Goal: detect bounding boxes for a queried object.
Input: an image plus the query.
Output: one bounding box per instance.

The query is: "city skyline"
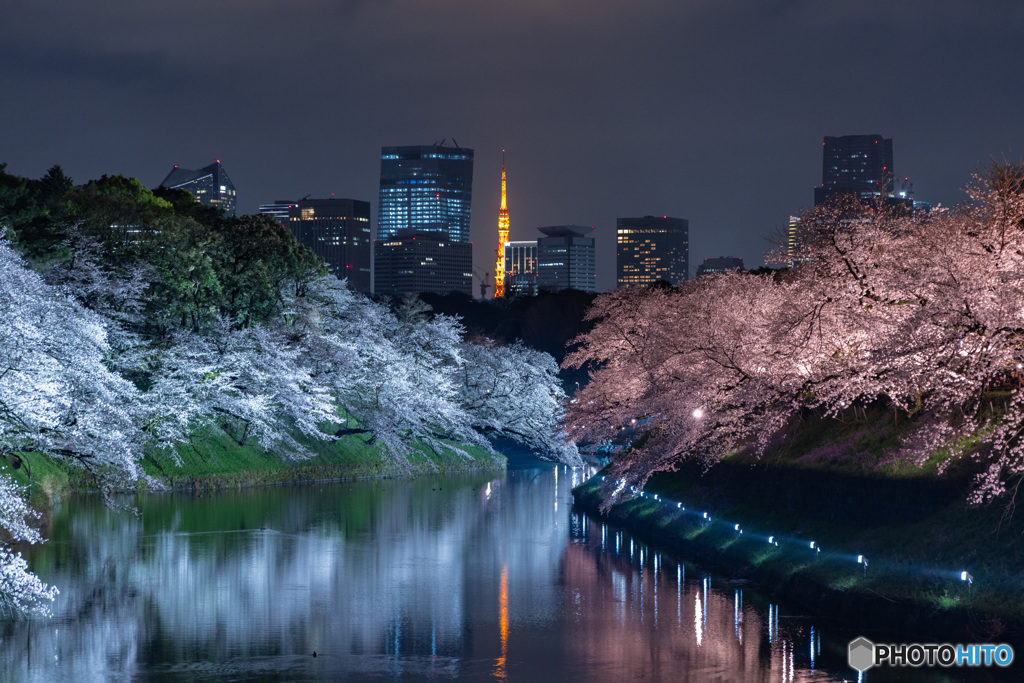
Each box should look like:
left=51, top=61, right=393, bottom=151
left=3, top=2, right=1023, bottom=291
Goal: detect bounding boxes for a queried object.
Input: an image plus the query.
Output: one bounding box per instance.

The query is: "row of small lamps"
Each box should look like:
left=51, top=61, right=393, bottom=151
left=591, top=474, right=974, bottom=589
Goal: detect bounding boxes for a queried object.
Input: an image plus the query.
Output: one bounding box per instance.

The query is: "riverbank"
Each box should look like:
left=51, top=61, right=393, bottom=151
left=8, top=427, right=505, bottom=508
left=572, top=407, right=1024, bottom=645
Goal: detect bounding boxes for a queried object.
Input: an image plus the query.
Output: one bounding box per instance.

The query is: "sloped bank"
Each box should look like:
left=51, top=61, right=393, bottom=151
left=572, top=453, right=1024, bottom=646
left=9, top=427, right=505, bottom=508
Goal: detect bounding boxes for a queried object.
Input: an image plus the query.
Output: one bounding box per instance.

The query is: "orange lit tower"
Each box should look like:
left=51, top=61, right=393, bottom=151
left=494, top=151, right=509, bottom=298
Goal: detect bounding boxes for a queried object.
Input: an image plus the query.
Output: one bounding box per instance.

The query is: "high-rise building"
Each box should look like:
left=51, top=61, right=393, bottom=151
left=494, top=154, right=510, bottom=298
left=160, top=160, right=237, bottom=216
left=787, top=215, right=801, bottom=267
left=696, top=256, right=744, bottom=278
left=376, top=143, right=474, bottom=296
left=286, top=198, right=371, bottom=293
left=257, top=200, right=298, bottom=228
left=616, top=216, right=689, bottom=287
left=504, top=240, right=538, bottom=297
left=814, top=135, right=893, bottom=206
left=377, top=144, right=474, bottom=242
left=374, top=229, right=473, bottom=297
left=536, top=226, right=596, bottom=293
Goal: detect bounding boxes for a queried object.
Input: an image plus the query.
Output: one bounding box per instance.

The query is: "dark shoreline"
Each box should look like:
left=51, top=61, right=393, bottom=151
left=571, top=467, right=1024, bottom=649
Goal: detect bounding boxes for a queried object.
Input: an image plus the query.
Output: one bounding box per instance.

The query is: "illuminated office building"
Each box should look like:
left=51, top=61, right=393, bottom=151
left=814, top=135, right=894, bottom=206
left=376, top=143, right=474, bottom=295
left=504, top=240, right=538, bottom=297
left=159, top=160, right=237, bottom=216
left=287, top=198, right=371, bottom=293
left=616, top=216, right=689, bottom=287
left=536, top=226, right=596, bottom=293
left=377, top=144, right=474, bottom=242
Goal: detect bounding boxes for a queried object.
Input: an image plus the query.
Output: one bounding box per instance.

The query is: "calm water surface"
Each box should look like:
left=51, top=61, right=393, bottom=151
left=0, top=454, right=1003, bottom=682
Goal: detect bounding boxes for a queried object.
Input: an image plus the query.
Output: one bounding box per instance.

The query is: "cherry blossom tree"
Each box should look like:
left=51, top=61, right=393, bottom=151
left=0, top=237, right=142, bottom=613
left=568, top=166, right=1024, bottom=509
left=459, top=339, right=581, bottom=464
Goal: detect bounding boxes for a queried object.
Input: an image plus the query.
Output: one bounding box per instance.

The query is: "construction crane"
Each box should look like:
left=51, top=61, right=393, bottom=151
left=899, top=177, right=915, bottom=199
left=473, top=267, right=492, bottom=299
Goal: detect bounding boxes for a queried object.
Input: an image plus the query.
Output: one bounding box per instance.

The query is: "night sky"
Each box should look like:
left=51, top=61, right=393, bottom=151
left=3, top=1, right=1023, bottom=291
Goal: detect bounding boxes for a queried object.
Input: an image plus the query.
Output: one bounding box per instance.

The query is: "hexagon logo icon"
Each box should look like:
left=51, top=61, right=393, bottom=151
left=848, top=637, right=875, bottom=672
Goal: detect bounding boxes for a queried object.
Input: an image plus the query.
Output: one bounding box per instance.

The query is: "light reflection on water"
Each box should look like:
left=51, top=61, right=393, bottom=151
left=0, top=461, right=982, bottom=681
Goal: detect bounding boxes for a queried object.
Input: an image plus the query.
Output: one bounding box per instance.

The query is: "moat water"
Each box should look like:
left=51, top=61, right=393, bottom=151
left=0, top=450, right=1004, bottom=681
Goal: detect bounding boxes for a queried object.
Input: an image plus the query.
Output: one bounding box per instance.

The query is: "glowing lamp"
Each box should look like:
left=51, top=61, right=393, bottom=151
left=693, top=408, right=704, bottom=419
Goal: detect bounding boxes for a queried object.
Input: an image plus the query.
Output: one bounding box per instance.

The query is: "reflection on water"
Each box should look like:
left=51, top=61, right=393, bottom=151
left=0, top=462, right=985, bottom=681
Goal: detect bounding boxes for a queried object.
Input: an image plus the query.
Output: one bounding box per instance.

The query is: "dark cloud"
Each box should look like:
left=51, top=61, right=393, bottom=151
left=0, top=46, right=213, bottom=92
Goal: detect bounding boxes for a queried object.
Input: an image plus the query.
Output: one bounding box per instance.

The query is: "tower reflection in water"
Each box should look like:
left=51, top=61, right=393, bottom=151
left=0, top=465, right=857, bottom=682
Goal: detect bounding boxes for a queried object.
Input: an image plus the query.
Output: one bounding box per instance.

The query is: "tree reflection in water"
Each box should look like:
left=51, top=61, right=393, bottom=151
left=0, top=465, right=962, bottom=682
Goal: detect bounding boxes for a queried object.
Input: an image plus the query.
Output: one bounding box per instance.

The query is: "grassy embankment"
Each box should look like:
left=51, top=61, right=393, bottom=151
left=7, top=426, right=505, bottom=509
left=573, top=394, right=1024, bottom=642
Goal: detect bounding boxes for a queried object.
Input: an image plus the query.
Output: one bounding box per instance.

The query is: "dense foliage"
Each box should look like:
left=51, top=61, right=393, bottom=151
left=567, top=166, right=1024, bottom=510
left=0, top=164, right=578, bottom=615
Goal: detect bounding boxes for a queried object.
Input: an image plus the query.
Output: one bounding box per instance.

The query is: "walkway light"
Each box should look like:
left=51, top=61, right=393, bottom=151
left=693, top=408, right=704, bottom=419
left=768, top=536, right=773, bottom=544
left=961, top=571, right=973, bottom=585
left=809, top=541, right=815, bottom=549
left=734, top=524, right=741, bottom=531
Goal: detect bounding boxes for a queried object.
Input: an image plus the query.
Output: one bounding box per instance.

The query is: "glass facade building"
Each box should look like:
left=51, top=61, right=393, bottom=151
left=536, top=226, right=596, bottom=293
left=376, top=144, right=474, bottom=295
left=159, top=161, right=237, bottom=216
left=504, top=240, right=538, bottom=297
left=616, top=216, right=689, bottom=287
left=377, top=145, right=474, bottom=243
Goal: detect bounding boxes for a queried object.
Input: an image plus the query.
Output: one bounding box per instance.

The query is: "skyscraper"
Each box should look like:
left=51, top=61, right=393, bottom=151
left=377, top=144, right=474, bottom=242
left=504, top=240, right=537, bottom=297
left=616, top=216, right=689, bottom=287
left=536, top=226, right=596, bottom=293
left=287, top=198, right=372, bottom=293
left=814, top=135, right=893, bottom=206
left=786, top=216, right=802, bottom=266
left=376, top=143, right=474, bottom=296
left=160, top=160, right=237, bottom=216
